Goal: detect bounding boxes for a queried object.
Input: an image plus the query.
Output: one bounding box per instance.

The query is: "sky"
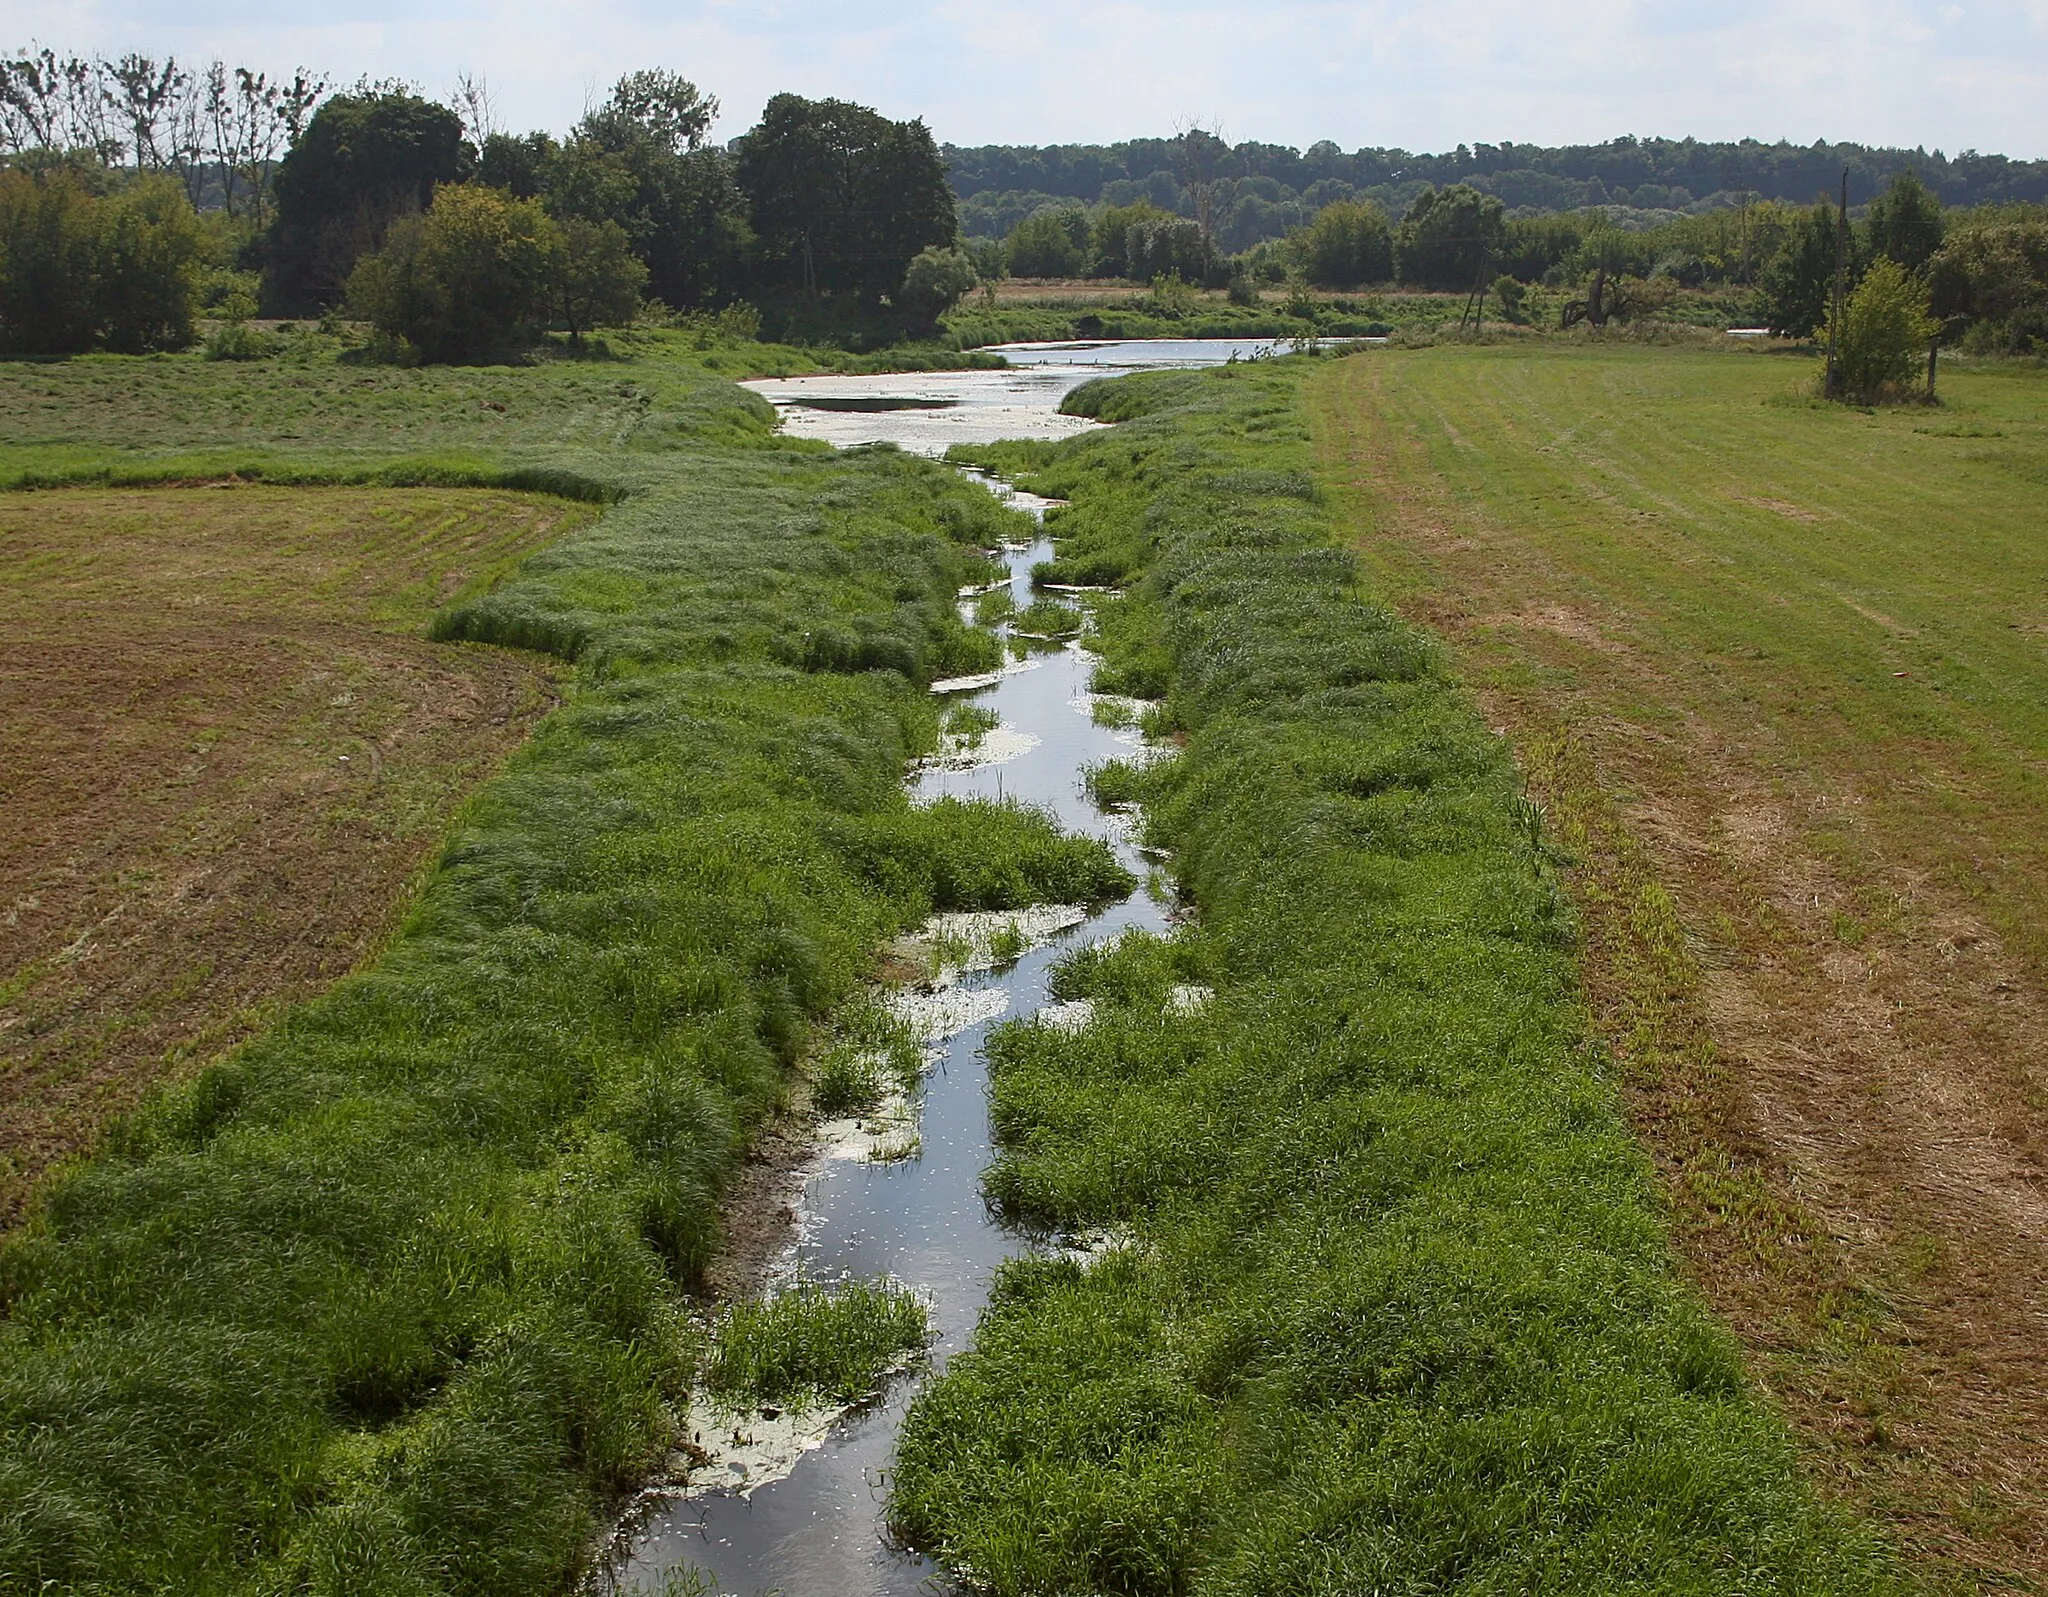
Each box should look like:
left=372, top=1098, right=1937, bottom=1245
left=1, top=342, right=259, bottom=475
left=8, top=0, right=2048, bottom=159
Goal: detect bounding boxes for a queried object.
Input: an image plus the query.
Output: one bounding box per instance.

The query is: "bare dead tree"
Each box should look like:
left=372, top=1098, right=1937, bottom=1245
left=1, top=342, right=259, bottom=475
left=166, top=62, right=212, bottom=204
left=453, top=72, right=496, bottom=151
left=60, top=54, right=123, bottom=164
left=1171, top=119, right=1229, bottom=274
left=230, top=69, right=285, bottom=228
left=274, top=70, right=324, bottom=147
left=106, top=52, right=186, bottom=171
left=0, top=47, right=69, bottom=153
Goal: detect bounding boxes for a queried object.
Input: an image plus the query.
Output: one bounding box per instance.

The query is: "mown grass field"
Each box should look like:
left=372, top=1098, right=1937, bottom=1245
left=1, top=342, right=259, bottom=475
left=0, top=485, right=587, bottom=1223
left=1310, top=342, right=2048, bottom=1589
left=888, top=357, right=1899, bottom=1593
left=0, top=346, right=1132, bottom=1595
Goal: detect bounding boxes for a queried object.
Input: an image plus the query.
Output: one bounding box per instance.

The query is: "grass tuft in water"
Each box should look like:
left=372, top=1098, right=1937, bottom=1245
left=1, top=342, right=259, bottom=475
left=707, top=1281, right=929, bottom=1408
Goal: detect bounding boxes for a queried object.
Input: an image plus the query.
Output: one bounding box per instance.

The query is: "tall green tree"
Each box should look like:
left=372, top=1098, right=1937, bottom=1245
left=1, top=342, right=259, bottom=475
left=1866, top=169, right=1944, bottom=273
left=1760, top=198, right=1856, bottom=338
left=264, top=90, right=470, bottom=313
left=1004, top=209, right=1086, bottom=277
left=1395, top=184, right=1506, bottom=290
left=1292, top=198, right=1392, bottom=288
left=565, top=71, right=748, bottom=310
left=546, top=215, right=648, bottom=346
left=735, top=94, right=955, bottom=301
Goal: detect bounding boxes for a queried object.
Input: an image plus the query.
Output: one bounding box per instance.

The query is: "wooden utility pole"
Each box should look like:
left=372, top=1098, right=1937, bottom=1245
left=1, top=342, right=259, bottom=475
left=1826, top=169, right=1849, bottom=398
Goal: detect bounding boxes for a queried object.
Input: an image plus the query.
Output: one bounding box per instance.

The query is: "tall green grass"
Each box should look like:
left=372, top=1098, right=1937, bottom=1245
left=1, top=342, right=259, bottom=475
left=887, top=357, right=1901, bottom=1594
left=0, top=361, right=1128, bottom=1594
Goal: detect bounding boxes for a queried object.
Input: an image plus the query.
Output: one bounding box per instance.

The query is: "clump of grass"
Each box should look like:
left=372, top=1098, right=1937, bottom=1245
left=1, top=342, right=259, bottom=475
left=813, top=994, right=923, bottom=1115
left=945, top=703, right=1000, bottom=750
left=1011, top=597, right=1084, bottom=638
left=707, top=1281, right=929, bottom=1408
left=972, top=587, right=1016, bottom=627
left=1084, top=759, right=1146, bottom=809
left=1089, top=697, right=1138, bottom=728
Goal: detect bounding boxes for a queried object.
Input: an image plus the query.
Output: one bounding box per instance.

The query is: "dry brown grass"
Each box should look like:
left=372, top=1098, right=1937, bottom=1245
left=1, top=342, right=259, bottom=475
left=0, top=484, right=591, bottom=1223
left=1312, top=345, right=2048, bottom=1592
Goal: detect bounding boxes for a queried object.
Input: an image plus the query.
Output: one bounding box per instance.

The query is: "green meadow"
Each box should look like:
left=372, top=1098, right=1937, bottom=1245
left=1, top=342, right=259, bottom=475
left=0, top=344, right=1129, bottom=1594
left=888, top=355, right=1902, bottom=1594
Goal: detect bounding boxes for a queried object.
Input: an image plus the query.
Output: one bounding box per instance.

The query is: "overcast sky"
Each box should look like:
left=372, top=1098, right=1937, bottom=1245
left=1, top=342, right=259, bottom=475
left=10, top=0, right=2047, bottom=158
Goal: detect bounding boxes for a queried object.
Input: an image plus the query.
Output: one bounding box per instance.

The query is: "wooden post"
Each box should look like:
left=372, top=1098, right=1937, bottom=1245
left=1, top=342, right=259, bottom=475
left=1826, top=169, right=1849, bottom=399
left=1927, top=337, right=1939, bottom=400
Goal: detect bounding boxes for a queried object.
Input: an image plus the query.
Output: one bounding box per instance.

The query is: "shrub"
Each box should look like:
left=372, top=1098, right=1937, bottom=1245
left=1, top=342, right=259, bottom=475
left=0, top=171, right=202, bottom=354
left=1395, top=184, right=1505, bottom=290
left=1005, top=211, right=1086, bottom=278
left=348, top=184, right=552, bottom=363
left=1291, top=199, right=1392, bottom=289
left=896, top=245, right=977, bottom=328
left=1823, top=256, right=1936, bottom=401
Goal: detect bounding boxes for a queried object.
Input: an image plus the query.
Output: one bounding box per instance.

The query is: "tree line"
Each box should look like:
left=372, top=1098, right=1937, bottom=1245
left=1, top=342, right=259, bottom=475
left=0, top=51, right=969, bottom=360
left=946, top=133, right=2048, bottom=236
left=989, top=170, right=2043, bottom=357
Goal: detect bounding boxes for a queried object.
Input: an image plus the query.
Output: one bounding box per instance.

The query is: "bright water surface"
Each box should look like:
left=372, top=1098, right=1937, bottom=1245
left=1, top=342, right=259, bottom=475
left=607, top=341, right=1264, bottom=1596
left=743, top=337, right=1309, bottom=455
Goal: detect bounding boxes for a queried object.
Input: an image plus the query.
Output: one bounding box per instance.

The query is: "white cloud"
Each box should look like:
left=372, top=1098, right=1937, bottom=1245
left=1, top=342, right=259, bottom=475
left=6, top=0, right=2044, bottom=156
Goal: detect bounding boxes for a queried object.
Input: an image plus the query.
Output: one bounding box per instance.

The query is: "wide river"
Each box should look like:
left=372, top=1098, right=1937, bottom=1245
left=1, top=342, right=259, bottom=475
left=602, top=340, right=1285, bottom=1596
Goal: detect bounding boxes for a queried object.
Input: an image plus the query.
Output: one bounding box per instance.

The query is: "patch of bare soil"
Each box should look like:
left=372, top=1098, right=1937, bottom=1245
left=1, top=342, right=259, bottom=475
left=1315, top=365, right=2048, bottom=1591
left=0, top=486, right=580, bottom=1225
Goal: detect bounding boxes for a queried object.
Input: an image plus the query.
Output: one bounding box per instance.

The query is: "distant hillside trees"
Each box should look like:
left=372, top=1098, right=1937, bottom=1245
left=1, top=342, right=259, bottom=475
left=735, top=94, right=955, bottom=301
left=0, top=169, right=202, bottom=351
left=264, top=90, right=469, bottom=313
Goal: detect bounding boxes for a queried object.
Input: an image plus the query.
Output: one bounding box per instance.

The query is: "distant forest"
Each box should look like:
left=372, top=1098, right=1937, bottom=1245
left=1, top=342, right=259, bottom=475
left=944, top=135, right=2048, bottom=250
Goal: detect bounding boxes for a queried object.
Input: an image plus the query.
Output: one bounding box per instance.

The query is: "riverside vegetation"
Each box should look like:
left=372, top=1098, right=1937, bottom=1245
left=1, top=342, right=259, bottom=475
left=887, top=356, right=1901, bottom=1592
left=0, top=349, right=1132, bottom=1592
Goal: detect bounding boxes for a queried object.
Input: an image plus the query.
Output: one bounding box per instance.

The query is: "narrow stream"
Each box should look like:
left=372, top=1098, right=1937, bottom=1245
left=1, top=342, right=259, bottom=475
left=605, top=342, right=1265, bottom=1596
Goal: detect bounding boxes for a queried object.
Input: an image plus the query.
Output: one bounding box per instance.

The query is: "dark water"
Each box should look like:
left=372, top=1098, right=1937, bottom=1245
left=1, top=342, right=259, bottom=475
left=606, top=526, right=1167, bottom=1597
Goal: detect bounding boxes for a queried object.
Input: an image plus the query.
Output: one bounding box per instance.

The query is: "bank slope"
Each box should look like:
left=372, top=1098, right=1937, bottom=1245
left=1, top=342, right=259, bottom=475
left=0, top=371, right=1129, bottom=1595
left=890, top=355, right=1900, bottom=1595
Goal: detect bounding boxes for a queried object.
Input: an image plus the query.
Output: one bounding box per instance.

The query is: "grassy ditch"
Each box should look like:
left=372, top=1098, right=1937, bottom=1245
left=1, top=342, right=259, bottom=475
left=887, top=356, right=1901, bottom=1592
left=0, top=357, right=1128, bottom=1594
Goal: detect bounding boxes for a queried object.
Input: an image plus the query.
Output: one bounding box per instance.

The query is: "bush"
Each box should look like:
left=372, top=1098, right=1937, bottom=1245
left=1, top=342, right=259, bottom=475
left=896, top=245, right=977, bottom=328
left=1928, top=217, right=2048, bottom=350
left=348, top=184, right=552, bottom=363
left=1291, top=199, right=1392, bottom=289
left=0, top=171, right=202, bottom=354
left=1005, top=211, right=1086, bottom=278
left=1395, top=184, right=1505, bottom=290
left=203, top=321, right=279, bottom=361
left=1823, top=257, right=1935, bottom=400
